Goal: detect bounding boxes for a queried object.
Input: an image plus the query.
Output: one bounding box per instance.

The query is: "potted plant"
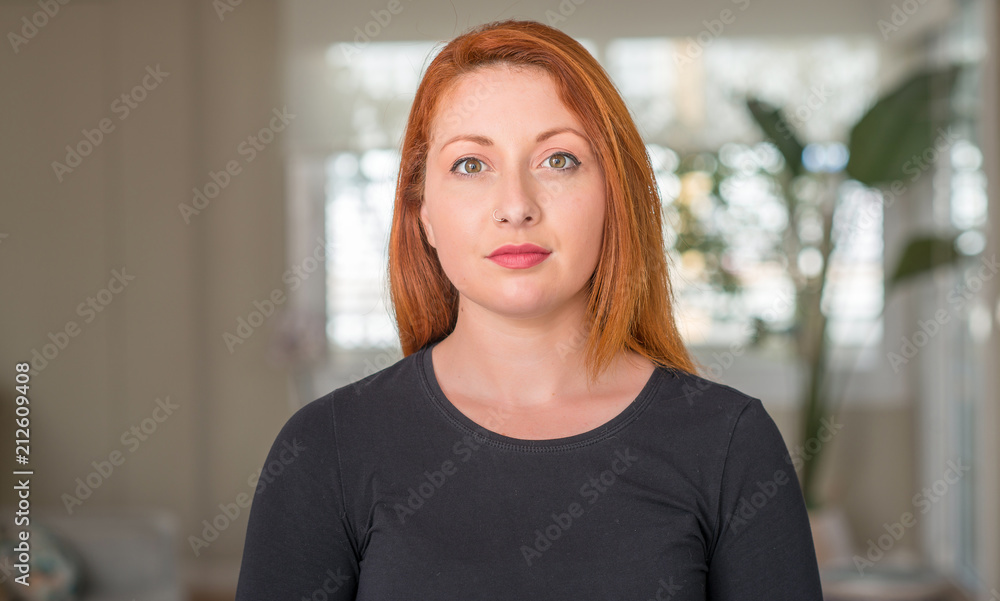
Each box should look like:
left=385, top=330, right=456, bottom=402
left=743, top=64, right=966, bottom=515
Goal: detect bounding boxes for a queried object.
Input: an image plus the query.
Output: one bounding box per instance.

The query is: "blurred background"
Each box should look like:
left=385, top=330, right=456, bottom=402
left=0, top=0, right=997, bottom=599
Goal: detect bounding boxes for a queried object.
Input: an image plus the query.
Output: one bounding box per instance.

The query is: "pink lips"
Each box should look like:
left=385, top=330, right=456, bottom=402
left=487, top=243, right=551, bottom=269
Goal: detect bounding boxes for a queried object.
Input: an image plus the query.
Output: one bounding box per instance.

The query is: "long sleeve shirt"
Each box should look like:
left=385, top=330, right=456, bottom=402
left=235, top=340, right=824, bottom=600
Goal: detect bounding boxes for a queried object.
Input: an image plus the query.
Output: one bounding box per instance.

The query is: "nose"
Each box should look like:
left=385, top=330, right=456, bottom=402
left=492, top=164, right=542, bottom=225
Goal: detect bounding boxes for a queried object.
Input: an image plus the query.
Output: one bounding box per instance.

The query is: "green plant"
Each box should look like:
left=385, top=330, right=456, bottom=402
left=745, top=64, right=966, bottom=508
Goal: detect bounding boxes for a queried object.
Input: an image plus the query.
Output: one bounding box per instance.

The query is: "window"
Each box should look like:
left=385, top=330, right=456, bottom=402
left=324, top=150, right=399, bottom=349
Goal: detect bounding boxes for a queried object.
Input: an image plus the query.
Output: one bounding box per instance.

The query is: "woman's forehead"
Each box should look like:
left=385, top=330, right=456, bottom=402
left=428, top=65, right=574, bottom=145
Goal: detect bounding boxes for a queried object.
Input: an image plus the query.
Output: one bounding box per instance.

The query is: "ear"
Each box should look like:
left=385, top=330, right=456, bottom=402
left=419, top=202, right=437, bottom=248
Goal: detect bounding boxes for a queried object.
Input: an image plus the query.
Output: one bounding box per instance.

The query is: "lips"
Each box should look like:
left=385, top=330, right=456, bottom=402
left=487, top=243, right=551, bottom=269
left=487, top=243, right=550, bottom=258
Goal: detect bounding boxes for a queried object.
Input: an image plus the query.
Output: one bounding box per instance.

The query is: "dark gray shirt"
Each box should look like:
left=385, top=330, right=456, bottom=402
left=235, top=340, right=824, bottom=600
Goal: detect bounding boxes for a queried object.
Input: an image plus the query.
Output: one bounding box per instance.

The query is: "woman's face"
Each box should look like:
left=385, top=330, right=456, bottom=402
left=420, top=65, right=607, bottom=321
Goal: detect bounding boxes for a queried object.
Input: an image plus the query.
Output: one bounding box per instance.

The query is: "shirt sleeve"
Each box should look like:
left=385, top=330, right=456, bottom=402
left=235, top=394, right=360, bottom=600
left=706, top=397, right=824, bottom=600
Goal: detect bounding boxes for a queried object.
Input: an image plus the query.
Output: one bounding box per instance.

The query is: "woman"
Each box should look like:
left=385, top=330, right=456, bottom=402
left=236, top=19, right=824, bottom=600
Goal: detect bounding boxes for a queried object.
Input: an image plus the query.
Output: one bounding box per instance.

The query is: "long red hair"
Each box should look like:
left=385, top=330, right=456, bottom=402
left=387, top=18, right=697, bottom=382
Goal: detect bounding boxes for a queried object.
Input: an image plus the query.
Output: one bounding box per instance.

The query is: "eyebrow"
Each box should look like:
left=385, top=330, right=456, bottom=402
left=439, top=126, right=589, bottom=150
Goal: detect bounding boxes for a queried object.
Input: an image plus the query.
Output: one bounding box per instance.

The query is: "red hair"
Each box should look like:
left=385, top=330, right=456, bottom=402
left=387, top=19, right=697, bottom=381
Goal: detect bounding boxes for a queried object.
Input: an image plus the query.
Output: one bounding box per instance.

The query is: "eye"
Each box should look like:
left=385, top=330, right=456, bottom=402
left=544, top=152, right=580, bottom=170
left=451, top=157, right=485, bottom=177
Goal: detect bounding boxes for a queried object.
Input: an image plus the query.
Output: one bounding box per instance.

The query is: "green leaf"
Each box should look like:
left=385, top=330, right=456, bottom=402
left=887, top=235, right=964, bottom=290
left=746, top=98, right=805, bottom=177
left=847, top=66, right=961, bottom=186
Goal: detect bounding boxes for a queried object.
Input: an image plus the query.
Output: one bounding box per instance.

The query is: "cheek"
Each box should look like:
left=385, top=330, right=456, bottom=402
left=562, top=188, right=606, bottom=255
left=423, top=195, right=481, bottom=276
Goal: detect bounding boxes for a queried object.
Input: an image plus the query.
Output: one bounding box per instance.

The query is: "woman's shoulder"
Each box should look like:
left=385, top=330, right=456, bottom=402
left=287, top=346, right=427, bottom=430
left=645, top=367, right=798, bottom=513
left=654, top=365, right=762, bottom=416
left=647, top=365, right=780, bottom=449
left=265, top=350, right=424, bottom=465
left=325, top=346, right=428, bottom=412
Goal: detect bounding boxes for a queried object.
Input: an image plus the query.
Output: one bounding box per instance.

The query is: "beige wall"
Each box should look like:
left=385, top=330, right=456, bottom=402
left=0, top=0, right=290, bottom=579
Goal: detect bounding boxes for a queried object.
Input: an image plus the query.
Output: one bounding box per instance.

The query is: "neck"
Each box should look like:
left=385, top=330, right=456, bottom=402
left=432, top=289, right=638, bottom=409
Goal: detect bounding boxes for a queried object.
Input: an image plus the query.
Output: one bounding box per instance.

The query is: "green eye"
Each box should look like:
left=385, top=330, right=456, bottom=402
left=452, top=157, right=484, bottom=176
left=547, top=153, right=579, bottom=169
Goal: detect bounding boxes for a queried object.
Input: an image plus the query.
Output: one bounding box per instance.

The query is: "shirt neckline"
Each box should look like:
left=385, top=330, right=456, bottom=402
left=416, top=339, right=664, bottom=452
